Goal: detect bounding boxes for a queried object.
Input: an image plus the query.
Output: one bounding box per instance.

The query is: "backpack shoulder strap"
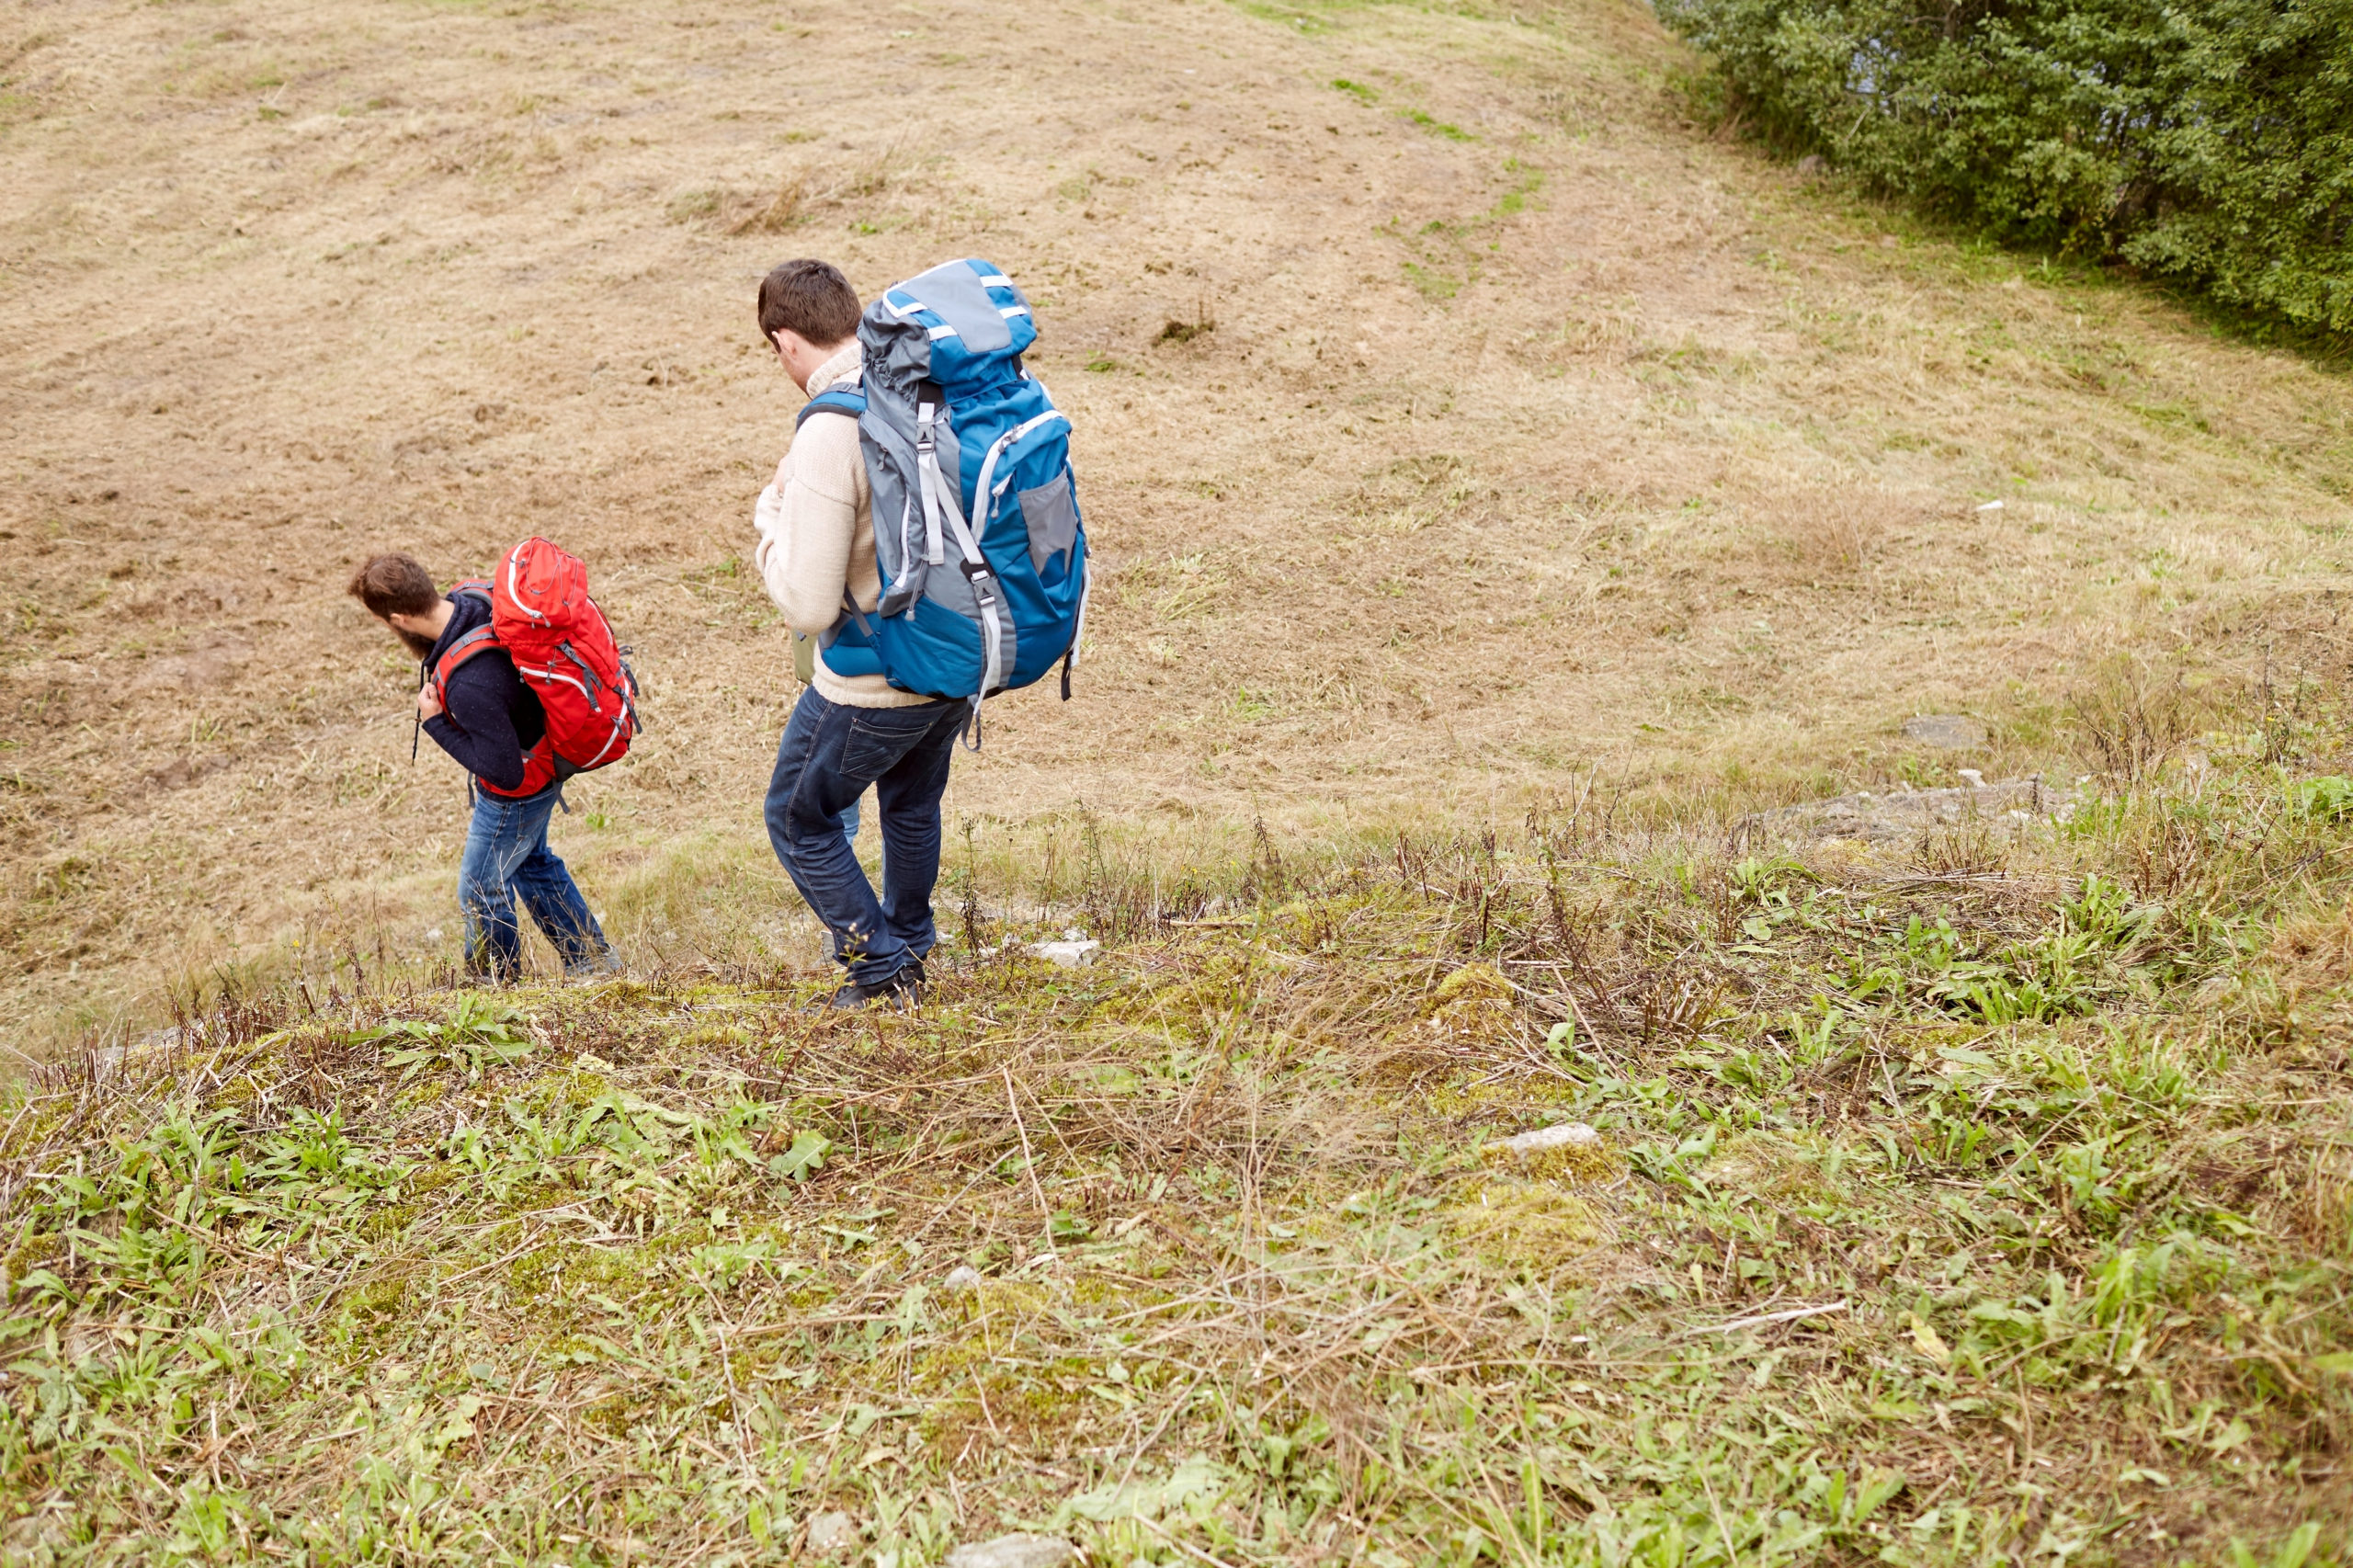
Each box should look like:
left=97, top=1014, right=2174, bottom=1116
left=428, top=622, right=503, bottom=700
left=449, top=581, right=493, bottom=608
left=795, top=385, right=868, bottom=429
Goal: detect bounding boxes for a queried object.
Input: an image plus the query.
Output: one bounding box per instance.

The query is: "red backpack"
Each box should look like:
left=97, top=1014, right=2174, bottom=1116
left=430, top=538, right=641, bottom=799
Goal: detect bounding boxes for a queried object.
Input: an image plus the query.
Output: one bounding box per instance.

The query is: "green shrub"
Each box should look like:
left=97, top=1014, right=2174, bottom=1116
left=1657, top=0, right=2353, bottom=337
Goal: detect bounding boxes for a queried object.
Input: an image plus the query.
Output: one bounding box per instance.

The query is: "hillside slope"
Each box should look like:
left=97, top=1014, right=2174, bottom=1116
left=10, top=733, right=2353, bottom=1562
left=2, top=0, right=2348, bottom=1034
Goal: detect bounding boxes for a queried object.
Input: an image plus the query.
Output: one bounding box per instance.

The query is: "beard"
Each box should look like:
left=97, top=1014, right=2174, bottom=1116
left=395, top=626, right=438, bottom=661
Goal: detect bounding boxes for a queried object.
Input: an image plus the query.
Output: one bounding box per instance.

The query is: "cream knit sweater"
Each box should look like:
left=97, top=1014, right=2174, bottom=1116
left=752, top=346, right=928, bottom=709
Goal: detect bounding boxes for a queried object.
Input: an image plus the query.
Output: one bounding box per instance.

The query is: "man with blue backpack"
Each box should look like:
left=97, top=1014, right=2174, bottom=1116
left=753, top=257, right=1089, bottom=1009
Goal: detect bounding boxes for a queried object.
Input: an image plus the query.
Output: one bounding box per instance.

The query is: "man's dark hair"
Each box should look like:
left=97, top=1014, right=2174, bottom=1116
left=347, top=552, right=441, bottom=619
left=757, top=259, right=860, bottom=348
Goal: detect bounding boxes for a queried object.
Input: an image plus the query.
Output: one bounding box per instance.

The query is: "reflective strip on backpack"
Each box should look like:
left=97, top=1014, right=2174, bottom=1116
left=577, top=709, right=631, bottom=769
left=516, top=663, right=596, bottom=706
left=505, top=545, right=551, bottom=624
left=1069, top=557, right=1092, bottom=676
left=555, top=642, right=602, bottom=713
left=880, top=494, right=923, bottom=619
left=970, top=410, right=1070, bottom=527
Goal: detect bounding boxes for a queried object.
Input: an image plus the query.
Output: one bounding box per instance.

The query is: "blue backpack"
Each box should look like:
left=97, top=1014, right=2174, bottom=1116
left=796, top=257, right=1090, bottom=747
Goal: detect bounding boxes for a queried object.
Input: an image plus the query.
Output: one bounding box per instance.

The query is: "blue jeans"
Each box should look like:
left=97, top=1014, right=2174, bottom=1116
left=458, top=781, right=617, bottom=981
left=765, top=687, right=965, bottom=986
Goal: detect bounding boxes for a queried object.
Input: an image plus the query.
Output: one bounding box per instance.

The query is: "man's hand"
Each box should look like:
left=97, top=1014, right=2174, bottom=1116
left=772, top=454, right=791, bottom=494
left=416, top=686, right=444, bottom=722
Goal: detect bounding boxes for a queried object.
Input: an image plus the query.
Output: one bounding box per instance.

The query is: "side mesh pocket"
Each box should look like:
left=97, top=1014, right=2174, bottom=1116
left=1018, top=471, right=1079, bottom=576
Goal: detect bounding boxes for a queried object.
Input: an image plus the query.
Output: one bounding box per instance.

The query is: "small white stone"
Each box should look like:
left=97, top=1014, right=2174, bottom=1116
left=944, top=1265, right=984, bottom=1293
left=945, top=1535, right=1075, bottom=1568
left=1495, top=1121, right=1599, bottom=1155
left=1957, top=768, right=1984, bottom=788
left=426, top=927, right=444, bottom=941
left=806, top=1512, right=859, bottom=1555
left=1031, top=938, right=1100, bottom=968
left=1975, top=499, right=2004, bottom=512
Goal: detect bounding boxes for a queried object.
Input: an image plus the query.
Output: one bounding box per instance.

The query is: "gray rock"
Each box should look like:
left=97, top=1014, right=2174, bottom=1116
left=946, top=1537, right=1074, bottom=1568
left=1031, top=938, right=1099, bottom=968
left=806, top=1512, right=859, bottom=1556
left=1734, top=777, right=2072, bottom=846
left=1495, top=1122, right=1599, bottom=1155
left=1902, top=714, right=1986, bottom=749
left=1796, top=153, right=1824, bottom=176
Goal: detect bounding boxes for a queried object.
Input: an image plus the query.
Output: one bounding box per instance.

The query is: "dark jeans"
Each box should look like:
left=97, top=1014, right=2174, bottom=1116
left=457, top=780, right=617, bottom=981
left=765, top=687, right=964, bottom=986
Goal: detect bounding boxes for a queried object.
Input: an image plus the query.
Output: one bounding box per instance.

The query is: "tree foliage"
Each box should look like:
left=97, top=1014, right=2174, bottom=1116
left=1658, top=0, right=2353, bottom=336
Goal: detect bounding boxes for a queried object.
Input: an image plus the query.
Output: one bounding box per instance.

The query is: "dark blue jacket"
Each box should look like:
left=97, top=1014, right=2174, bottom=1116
left=421, top=593, right=545, bottom=792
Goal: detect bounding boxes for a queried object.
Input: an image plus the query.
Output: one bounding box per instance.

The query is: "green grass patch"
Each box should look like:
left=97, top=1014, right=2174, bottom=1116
left=1405, top=107, right=1472, bottom=140
left=9, top=691, right=2353, bottom=1560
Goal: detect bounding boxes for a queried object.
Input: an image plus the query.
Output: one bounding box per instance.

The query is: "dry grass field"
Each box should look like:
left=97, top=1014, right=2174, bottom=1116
left=4, top=0, right=2348, bottom=1040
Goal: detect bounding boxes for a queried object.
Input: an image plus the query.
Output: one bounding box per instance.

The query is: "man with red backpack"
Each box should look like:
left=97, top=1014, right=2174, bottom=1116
left=348, top=549, right=628, bottom=982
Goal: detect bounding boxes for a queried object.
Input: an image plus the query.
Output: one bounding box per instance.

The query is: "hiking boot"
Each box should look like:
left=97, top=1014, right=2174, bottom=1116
left=565, top=945, right=625, bottom=982
left=824, top=960, right=925, bottom=1012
